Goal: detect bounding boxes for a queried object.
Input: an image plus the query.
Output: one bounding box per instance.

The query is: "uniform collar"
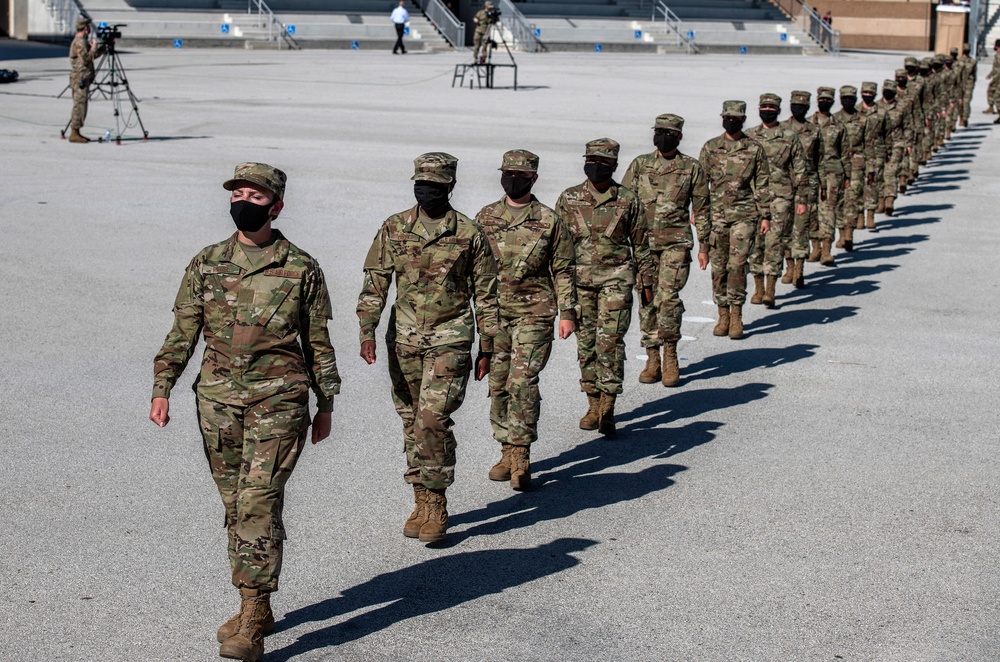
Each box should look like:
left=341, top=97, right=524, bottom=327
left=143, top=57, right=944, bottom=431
left=221, top=230, right=289, bottom=270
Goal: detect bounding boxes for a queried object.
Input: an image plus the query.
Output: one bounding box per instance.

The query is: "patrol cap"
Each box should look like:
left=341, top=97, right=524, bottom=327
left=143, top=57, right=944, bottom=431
left=499, top=149, right=539, bottom=173
left=76, top=17, right=91, bottom=30
left=919, top=57, right=932, bottom=68
left=817, top=86, right=835, bottom=100
left=790, top=90, right=811, bottom=104
left=895, top=68, right=909, bottom=78
left=223, top=162, right=287, bottom=200
left=904, top=56, right=919, bottom=66
left=883, top=78, right=898, bottom=89
left=411, top=152, right=458, bottom=183
left=839, top=85, right=857, bottom=98
left=860, top=81, right=877, bottom=94
left=583, top=138, right=620, bottom=160
left=995, top=38, right=1000, bottom=48
left=759, top=92, right=782, bottom=108
left=652, top=113, right=684, bottom=132
left=950, top=47, right=959, bottom=56
left=721, top=99, right=747, bottom=116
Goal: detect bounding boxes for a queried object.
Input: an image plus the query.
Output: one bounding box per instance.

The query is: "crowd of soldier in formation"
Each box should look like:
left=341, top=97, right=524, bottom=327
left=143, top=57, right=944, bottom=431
left=150, top=47, right=979, bottom=662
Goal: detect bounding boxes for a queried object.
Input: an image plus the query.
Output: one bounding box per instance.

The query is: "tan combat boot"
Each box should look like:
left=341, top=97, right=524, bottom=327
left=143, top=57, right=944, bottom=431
left=820, top=239, right=836, bottom=266
left=728, top=304, right=744, bottom=339
left=597, top=393, right=616, bottom=437
left=419, top=488, right=448, bottom=543
left=763, top=275, right=777, bottom=308
left=219, top=588, right=269, bottom=662
left=217, top=591, right=275, bottom=644
left=876, top=197, right=885, bottom=214
left=807, top=239, right=821, bottom=263
left=68, top=128, right=89, bottom=143
left=855, top=211, right=865, bottom=230
left=781, top=257, right=794, bottom=284
left=898, top=176, right=907, bottom=194
left=509, top=445, right=530, bottom=491
left=984, top=104, right=995, bottom=114
left=750, top=274, right=764, bottom=305
left=884, top=197, right=894, bottom=217
left=866, top=210, right=877, bottom=231
left=835, top=228, right=845, bottom=249
left=843, top=225, right=854, bottom=252
left=792, top=259, right=805, bottom=289
left=488, top=444, right=513, bottom=481
left=661, top=341, right=679, bottom=387
left=638, top=347, right=661, bottom=384
left=403, top=483, right=428, bottom=538
left=579, top=394, right=601, bottom=430
left=712, top=305, right=730, bottom=337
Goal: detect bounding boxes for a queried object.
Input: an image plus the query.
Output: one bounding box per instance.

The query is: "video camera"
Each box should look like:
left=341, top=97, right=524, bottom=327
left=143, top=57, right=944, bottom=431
left=486, top=6, right=501, bottom=23
left=95, top=23, right=126, bottom=51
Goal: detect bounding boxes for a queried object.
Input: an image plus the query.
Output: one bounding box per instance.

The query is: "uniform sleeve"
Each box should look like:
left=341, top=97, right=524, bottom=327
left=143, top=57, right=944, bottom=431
left=628, top=196, right=655, bottom=287
left=300, top=264, right=341, bottom=413
left=469, top=228, right=499, bottom=352
left=550, top=217, right=578, bottom=321
left=789, top=136, right=808, bottom=205
left=152, top=257, right=205, bottom=400
left=621, top=158, right=639, bottom=192
left=356, top=223, right=394, bottom=345
left=753, top=147, right=773, bottom=220
left=690, top=161, right=711, bottom=251
left=838, top=127, right=851, bottom=176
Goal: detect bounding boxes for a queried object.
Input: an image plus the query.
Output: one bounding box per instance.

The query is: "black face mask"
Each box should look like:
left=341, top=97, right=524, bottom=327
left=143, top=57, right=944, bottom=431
left=759, top=109, right=779, bottom=124
left=789, top=103, right=809, bottom=121
left=861, top=94, right=876, bottom=106
left=963, top=50, right=970, bottom=56
left=500, top=173, right=533, bottom=199
left=882, top=90, right=897, bottom=102
left=896, top=77, right=908, bottom=89
left=919, top=68, right=930, bottom=77
left=584, top=162, right=615, bottom=184
left=841, top=96, right=857, bottom=112
left=414, top=182, right=451, bottom=214
left=905, top=65, right=917, bottom=76
left=817, top=99, right=834, bottom=113
left=722, top=117, right=744, bottom=135
left=230, top=199, right=274, bottom=233
left=654, top=130, right=681, bottom=154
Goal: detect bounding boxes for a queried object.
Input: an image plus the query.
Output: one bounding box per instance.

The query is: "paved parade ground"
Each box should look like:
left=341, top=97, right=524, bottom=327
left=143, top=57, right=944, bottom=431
left=1, top=44, right=998, bottom=660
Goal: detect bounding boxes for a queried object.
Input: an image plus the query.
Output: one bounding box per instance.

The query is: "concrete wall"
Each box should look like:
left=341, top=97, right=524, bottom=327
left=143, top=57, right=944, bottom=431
left=803, top=0, right=933, bottom=50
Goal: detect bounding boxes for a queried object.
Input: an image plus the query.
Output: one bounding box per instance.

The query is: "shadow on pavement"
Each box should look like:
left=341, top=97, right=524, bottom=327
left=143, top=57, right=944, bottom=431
left=269, top=538, right=598, bottom=659
left=742, top=305, right=860, bottom=335
left=677, top=346, right=816, bottom=384
left=0, top=38, right=67, bottom=61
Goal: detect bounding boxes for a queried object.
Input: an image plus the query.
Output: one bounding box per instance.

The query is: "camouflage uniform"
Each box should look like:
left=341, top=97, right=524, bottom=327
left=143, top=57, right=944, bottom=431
left=917, top=60, right=937, bottom=161
left=697, top=100, right=772, bottom=312
left=555, top=138, right=653, bottom=397
left=896, top=67, right=924, bottom=185
left=808, top=87, right=846, bottom=263
left=622, top=113, right=709, bottom=350
left=904, top=57, right=928, bottom=171
left=959, top=45, right=976, bottom=126
left=152, top=163, right=341, bottom=593
left=858, top=81, right=887, bottom=224
left=68, top=18, right=102, bottom=132
left=472, top=2, right=493, bottom=62
left=878, top=79, right=905, bottom=215
left=474, top=150, right=576, bottom=450
left=781, top=90, right=821, bottom=263
left=746, top=93, right=807, bottom=279
left=833, top=85, right=867, bottom=233
left=357, top=153, right=499, bottom=490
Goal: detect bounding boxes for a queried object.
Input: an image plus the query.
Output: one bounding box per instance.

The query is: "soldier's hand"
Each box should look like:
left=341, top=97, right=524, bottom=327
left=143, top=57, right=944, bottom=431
left=867, top=172, right=874, bottom=185
left=474, top=352, right=492, bottom=381
left=360, top=339, right=377, bottom=364
left=760, top=219, right=771, bottom=235
left=149, top=397, right=170, bottom=427
left=697, top=251, right=709, bottom=270
left=820, top=187, right=827, bottom=202
left=558, top=319, right=575, bottom=339
left=796, top=203, right=807, bottom=215
left=311, top=412, right=331, bottom=444
left=640, top=287, right=654, bottom=308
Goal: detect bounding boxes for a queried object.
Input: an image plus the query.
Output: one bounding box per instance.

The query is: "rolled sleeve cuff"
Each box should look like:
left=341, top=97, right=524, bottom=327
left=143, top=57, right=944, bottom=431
left=316, top=394, right=334, bottom=414
left=479, top=337, right=494, bottom=353
left=151, top=382, right=172, bottom=400
left=359, top=326, right=376, bottom=345
left=560, top=309, right=576, bottom=322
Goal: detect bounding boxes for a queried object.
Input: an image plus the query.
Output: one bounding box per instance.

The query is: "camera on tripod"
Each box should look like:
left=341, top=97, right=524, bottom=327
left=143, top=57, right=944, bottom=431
left=96, top=24, right=126, bottom=51
left=486, top=6, right=501, bottom=24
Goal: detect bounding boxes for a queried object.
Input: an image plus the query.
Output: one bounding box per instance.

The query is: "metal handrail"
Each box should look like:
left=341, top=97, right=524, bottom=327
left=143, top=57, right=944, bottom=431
left=497, top=0, right=538, bottom=52
left=415, top=0, right=465, bottom=48
left=245, top=0, right=299, bottom=49
left=42, top=0, right=85, bottom=35
left=768, top=0, right=840, bottom=54
left=651, top=0, right=698, bottom=53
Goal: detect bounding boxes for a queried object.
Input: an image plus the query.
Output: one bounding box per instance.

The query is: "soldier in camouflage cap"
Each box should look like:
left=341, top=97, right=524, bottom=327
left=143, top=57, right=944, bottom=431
left=698, top=100, right=772, bottom=339
left=557, top=138, right=654, bottom=436
left=857, top=81, right=887, bottom=231
left=151, top=162, right=341, bottom=661
left=623, top=113, right=709, bottom=387
left=475, top=149, right=577, bottom=490
left=808, top=86, right=845, bottom=266
left=833, top=84, right=866, bottom=251
left=958, top=42, right=977, bottom=127
left=65, top=16, right=104, bottom=143
left=895, top=67, right=924, bottom=189
left=472, top=1, right=495, bottom=63
left=986, top=40, right=1000, bottom=117
left=358, top=152, right=499, bottom=543
left=878, top=78, right=906, bottom=217
left=746, top=92, right=808, bottom=308
left=782, top=89, right=820, bottom=288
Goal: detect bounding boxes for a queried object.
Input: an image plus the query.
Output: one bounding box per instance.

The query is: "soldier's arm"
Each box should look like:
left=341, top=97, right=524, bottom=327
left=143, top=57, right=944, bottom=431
left=628, top=198, right=655, bottom=288
left=152, top=256, right=205, bottom=401
left=469, top=229, right=499, bottom=353
left=789, top=137, right=808, bottom=206
left=356, top=224, right=394, bottom=346
left=550, top=217, right=578, bottom=321
left=690, top=161, right=711, bottom=251
left=300, top=264, right=341, bottom=414
left=753, top=147, right=773, bottom=218
left=620, top=158, right=639, bottom=192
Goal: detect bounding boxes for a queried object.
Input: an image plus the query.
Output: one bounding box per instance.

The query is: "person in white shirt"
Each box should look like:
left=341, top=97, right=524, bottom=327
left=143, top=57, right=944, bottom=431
left=391, top=1, right=410, bottom=54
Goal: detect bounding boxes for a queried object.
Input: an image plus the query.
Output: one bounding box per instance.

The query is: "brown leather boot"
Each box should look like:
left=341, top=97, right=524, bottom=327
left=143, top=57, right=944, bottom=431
left=509, top=445, right=530, bottom=491
left=217, top=592, right=275, bottom=644
left=488, top=444, right=513, bottom=481
left=835, top=228, right=845, bottom=249
left=855, top=212, right=865, bottom=230
left=781, top=257, right=793, bottom=284
left=403, top=483, right=428, bottom=538
left=418, top=488, right=448, bottom=543
left=219, top=589, right=269, bottom=662
left=712, top=305, right=730, bottom=336
left=820, top=239, right=836, bottom=266
left=728, top=304, right=744, bottom=339
left=762, top=275, right=777, bottom=308
left=961, top=118, right=968, bottom=127
left=898, top=177, right=907, bottom=194
left=597, top=393, right=616, bottom=437
left=876, top=197, right=885, bottom=214
left=807, top=239, right=821, bottom=263
left=579, top=394, right=601, bottom=430
left=68, top=128, right=89, bottom=143
left=843, top=225, right=854, bottom=251
left=661, top=341, right=679, bottom=387
left=638, top=347, right=661, bottom=384
left=792, top=259, right=805, bottom=289
left=884, top=197, right=894, bottom=217
left=750, top=274, right=764, bottom=304
left=984, top=104, right=995, bottom=114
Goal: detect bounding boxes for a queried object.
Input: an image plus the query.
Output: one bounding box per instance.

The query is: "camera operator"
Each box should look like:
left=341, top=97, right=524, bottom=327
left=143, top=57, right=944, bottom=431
left=67, top=17, right=104, bottom=144
left=472, top=1, right=495, bottom=64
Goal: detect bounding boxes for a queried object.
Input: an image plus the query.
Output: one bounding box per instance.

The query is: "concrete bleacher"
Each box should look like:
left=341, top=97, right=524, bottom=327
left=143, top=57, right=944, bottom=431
left=514, top=0, right=782, bottom=21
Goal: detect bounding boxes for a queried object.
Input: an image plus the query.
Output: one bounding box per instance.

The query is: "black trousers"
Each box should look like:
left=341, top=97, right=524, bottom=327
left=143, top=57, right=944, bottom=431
left=394, top=23, right=406, bottom=53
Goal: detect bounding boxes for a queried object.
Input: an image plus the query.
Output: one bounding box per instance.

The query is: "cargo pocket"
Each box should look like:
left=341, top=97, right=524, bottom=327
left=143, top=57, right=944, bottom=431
left=246, top=406, right=309, bottom=488
left=433, top=351, right=472, bottom=416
